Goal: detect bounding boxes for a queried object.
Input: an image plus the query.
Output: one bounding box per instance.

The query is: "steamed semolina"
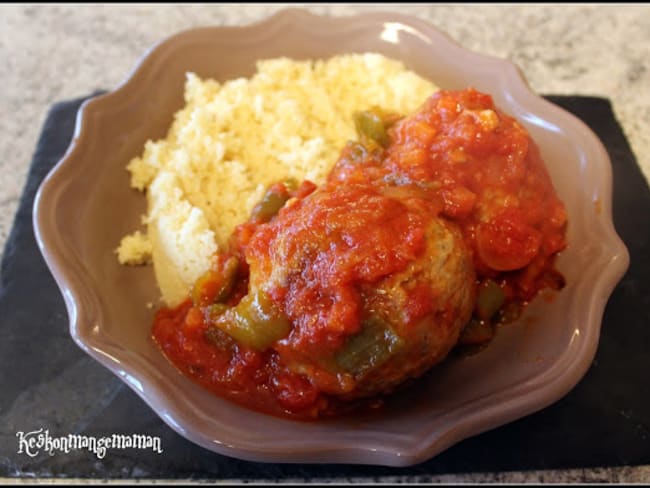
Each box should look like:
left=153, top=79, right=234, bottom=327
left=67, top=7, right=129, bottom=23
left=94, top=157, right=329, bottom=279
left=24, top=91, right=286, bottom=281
left=118, top=53, right=438, bottom=306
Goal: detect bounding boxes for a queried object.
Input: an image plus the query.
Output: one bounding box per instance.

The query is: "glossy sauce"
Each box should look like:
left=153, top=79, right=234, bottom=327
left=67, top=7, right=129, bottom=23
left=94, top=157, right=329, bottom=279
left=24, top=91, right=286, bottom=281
left=152, top=88, right=567, bottom=419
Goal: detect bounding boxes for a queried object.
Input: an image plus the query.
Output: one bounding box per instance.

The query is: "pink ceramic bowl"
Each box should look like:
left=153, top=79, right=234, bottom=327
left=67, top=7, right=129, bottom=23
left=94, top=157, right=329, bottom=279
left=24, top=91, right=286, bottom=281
left=33, top=9, right=629, bottom=466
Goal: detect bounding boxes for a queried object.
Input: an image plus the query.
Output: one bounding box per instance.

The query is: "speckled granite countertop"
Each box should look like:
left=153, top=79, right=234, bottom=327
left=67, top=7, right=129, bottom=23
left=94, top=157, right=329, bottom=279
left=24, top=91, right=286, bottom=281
left=1, top=3, right=649, bottom=484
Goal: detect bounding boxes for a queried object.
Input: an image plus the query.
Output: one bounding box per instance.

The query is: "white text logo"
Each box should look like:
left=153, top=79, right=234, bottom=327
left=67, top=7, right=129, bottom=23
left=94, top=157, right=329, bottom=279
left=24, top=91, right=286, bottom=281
left=16, top=429, right=163, bottom=459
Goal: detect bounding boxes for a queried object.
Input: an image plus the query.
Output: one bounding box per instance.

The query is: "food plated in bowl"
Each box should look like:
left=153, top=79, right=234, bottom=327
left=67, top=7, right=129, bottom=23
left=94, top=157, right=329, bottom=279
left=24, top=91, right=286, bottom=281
left=33, top=9, right=629, bottom=465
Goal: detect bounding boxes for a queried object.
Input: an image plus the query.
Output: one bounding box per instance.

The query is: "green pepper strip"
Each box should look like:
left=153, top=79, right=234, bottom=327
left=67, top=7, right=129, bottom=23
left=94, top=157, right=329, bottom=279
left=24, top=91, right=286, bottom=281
left=251, top=187, right=291, bottom=223
left=212, top=290, right=291, bottom=351
left=476, top=279, right=506, bottom=320
left=191, top=256, right=239, bottom=306
left=335, top=316, right=403, bottom=375
left=354, top=109, right=390, bottom=148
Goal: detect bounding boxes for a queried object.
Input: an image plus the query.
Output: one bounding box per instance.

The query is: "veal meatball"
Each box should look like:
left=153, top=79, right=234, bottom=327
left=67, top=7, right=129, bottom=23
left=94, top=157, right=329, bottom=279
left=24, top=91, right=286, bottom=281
left=345, top=213, right=476, bottom=399
left=242, top=182, right=476, bottom=400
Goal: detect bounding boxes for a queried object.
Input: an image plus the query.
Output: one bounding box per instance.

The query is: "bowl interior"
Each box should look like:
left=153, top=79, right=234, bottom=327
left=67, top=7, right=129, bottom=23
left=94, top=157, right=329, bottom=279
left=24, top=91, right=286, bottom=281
left=34, top=9, right=628, bottom=466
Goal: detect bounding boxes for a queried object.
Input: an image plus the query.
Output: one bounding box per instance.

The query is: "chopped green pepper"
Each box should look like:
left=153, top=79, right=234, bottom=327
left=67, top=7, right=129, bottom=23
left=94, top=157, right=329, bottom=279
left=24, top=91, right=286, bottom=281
left=476, top=279, right=506, bottom=320
left=335, top=315, right=403, bottom=375
left=354, top=109, right=389, bottom=148
left=213, top=256, right=239, bottom=303
left=212, top=290, right=291, bottom=351
left=191, top=256, right=239, bottom=306
left=250, top=188, right=290, bottom=223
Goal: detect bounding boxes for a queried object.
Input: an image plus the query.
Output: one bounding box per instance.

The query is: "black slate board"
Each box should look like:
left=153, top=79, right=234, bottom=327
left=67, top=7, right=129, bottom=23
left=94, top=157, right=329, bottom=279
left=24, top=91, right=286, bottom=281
left=0, top=95, right=649, bottom=480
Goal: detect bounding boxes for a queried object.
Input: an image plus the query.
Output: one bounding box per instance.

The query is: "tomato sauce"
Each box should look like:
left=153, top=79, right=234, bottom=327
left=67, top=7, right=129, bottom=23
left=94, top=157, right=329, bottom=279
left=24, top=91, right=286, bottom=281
left=247, top=183, right=439, bottom=352
left=330, top=88, right=567, bottom=302
left=152, top=88, right=568, bottom=419
left=152, top=299, right=329, bottom=418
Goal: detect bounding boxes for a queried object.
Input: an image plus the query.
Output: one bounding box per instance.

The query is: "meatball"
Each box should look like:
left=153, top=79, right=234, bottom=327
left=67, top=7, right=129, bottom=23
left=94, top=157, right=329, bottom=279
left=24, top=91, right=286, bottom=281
left=239, top=182, right=476, bottom=400
left=345, top=214, right=476, bottom=399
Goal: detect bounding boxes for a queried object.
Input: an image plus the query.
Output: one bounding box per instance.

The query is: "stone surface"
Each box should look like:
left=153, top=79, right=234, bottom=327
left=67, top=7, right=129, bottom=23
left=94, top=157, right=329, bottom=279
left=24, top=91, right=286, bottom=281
left=1, top=4, right=649, bottom=483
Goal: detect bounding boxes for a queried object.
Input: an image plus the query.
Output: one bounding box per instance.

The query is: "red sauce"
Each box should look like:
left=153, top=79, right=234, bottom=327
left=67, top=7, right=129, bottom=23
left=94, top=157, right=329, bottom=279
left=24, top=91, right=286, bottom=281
left=246, top=183, right=440, bottom=354
left=329, top=88, right=567, bottom=302
left=152, top=299, right=327, bottom=418
left=152, top=88, right=568, bottom=419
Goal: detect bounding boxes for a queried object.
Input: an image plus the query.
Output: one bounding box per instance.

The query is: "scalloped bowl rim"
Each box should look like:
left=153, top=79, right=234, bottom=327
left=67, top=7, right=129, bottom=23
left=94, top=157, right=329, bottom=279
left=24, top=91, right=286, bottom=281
left=33, top=8, right=629, bottom=466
